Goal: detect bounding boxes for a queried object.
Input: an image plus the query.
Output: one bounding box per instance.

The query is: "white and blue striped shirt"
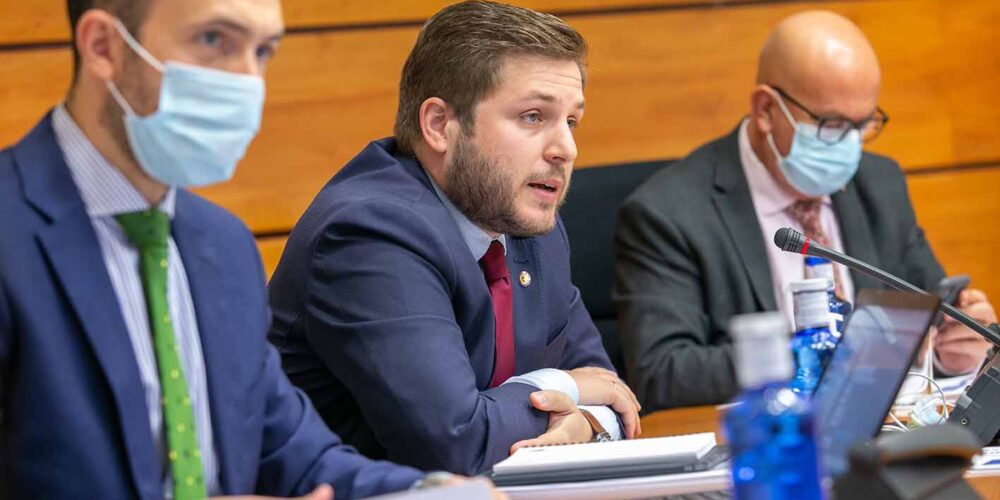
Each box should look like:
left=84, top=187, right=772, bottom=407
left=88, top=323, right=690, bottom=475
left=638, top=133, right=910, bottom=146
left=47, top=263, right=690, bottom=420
left=52, top=105, right=220, bottom=497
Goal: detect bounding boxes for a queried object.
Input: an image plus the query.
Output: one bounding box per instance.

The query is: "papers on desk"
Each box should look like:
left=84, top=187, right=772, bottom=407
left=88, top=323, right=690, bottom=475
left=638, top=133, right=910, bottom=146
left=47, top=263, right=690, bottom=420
left=500, top=467, right=731, bottom=500
left=891, top=371, right=977, bottom=417
left=937, top=372, right=978, bottom=398
left=366, top=480, right=493, bottom=499
left=971, top=446, right=1000, bottom=472
left=492, top=432, right=722, bottom=487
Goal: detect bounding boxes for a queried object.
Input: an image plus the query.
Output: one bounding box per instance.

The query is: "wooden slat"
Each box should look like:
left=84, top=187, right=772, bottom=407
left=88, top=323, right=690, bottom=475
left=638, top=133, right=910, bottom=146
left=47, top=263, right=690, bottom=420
left=2, top=0, right=998, bottom=236
left=908, top=166, right=1000, bottom=304
left=0, top=0, right=746, bottom=47
left=257, top=235, right=288, bottom=279
left=257, top=165, right=1000, bottom=301
left=281, top=0, right=747, bottom=29
left=0, top=0, right=67, bottom=46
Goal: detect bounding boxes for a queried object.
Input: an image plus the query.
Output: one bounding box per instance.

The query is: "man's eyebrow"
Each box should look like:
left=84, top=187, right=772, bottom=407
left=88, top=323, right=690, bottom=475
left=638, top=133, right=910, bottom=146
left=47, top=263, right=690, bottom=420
left=523, top=92, right=586, bottom=110
left=201, top=17, right=285, bottom=41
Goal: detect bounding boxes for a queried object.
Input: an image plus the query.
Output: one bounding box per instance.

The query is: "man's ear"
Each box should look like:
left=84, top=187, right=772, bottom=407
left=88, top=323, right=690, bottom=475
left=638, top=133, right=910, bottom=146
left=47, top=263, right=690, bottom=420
left=419, top=97, right=456, bottom=154
left=749, top=84, right=777, bottom=136
left=75, top=10, right=126, bottom=82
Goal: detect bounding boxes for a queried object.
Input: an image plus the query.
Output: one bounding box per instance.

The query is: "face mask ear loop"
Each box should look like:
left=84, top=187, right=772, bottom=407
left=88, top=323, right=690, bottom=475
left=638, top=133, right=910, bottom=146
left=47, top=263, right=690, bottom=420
left=110, top=18, right=164, bottom=73
left=766, top=90, right=800, bottom=164
left=772, top=91, right=799, bottom=129
left=105, top=18, right=164, bottom=119
left=105, top=80, right=138, bottom=117
left=766, top=131, right=786, bottom=163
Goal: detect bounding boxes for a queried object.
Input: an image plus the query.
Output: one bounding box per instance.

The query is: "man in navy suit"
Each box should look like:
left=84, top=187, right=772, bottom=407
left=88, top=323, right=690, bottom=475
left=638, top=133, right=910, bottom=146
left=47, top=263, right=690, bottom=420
left=268, top=1, right=642, bottom=476
left=0, top=0, right=481, bottom=498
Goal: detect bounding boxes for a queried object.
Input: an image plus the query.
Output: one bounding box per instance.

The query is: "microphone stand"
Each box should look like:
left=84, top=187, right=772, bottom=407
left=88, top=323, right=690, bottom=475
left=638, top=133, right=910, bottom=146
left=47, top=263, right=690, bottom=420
left=775, top=228, right=1000, bottom=445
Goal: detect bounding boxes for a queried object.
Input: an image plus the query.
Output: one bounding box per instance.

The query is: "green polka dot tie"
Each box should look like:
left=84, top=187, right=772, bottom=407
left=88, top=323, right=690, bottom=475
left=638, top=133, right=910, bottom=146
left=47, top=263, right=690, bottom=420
left=116, top=209, right=206, bottom=500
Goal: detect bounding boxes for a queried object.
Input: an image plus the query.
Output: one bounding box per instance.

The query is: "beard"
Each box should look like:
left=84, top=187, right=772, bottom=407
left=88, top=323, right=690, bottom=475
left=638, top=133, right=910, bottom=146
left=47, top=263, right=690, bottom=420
left=100, top=50, right=159, bottom=165
left=442, top=132, right=567, bottom=237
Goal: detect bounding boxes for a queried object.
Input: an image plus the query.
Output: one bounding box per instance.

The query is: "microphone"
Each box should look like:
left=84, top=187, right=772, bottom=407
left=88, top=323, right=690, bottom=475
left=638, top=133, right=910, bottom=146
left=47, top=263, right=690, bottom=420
left=773, top=227, right=1000, bottom=347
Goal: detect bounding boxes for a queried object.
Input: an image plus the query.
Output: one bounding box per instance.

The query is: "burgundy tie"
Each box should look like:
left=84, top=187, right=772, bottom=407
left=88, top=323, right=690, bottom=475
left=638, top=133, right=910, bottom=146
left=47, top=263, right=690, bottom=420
left=481, top=240, right=515, bottom=388
left=787, top=199, right=846, bottom=300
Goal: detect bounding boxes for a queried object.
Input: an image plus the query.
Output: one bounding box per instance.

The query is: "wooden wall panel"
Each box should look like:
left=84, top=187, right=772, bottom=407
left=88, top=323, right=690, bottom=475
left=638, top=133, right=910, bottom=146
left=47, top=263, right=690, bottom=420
left=0, top=0, right=740, bottom=46
left=2, top=0, right=998, bottom=236
left=4, top=0, right=999, bottom=299
left=0, top=0, right=67, bottom=46
left=257, top=165, right=1000, bottom=299
left=258, top=236, right=288, bottom=279
left=908, top=167, right=1000, bottom=304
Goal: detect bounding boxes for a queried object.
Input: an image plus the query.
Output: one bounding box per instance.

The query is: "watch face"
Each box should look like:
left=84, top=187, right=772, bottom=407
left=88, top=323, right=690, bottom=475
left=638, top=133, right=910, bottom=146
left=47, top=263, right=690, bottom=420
left=595, top=432, right=613, bottom=442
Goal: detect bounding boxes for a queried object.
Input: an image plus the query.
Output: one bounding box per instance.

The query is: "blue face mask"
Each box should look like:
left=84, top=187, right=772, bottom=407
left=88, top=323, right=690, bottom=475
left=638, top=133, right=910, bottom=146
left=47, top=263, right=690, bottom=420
left=766, top=94, right=862, bottom=197
left=105, top=19, right=265, bottom=187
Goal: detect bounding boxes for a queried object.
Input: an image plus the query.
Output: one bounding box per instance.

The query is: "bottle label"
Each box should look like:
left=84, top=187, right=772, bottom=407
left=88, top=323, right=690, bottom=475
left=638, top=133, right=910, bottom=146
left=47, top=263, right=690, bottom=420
left=793, top=290, right=829, bottom=330
left=806, top=262, right=835, bottom=282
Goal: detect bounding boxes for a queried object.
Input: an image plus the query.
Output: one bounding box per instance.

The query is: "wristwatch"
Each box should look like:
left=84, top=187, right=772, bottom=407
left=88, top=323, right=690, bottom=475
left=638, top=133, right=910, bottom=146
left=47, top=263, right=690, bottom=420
left=579, top=409, right=613, bottom=442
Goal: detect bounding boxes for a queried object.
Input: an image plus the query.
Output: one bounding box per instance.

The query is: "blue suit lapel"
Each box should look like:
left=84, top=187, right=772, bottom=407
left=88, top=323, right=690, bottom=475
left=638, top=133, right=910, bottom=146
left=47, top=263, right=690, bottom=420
left=507, top=237, right=548, bottom=373
left=171, top=193, right=243, bottom=493
left=17, top=114, right=162, bottom=499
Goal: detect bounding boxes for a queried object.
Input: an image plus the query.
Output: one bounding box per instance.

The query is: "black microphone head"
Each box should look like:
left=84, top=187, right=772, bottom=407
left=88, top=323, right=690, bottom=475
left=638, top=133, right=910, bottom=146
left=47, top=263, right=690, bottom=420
left=774, top=227, right=807, bottom=254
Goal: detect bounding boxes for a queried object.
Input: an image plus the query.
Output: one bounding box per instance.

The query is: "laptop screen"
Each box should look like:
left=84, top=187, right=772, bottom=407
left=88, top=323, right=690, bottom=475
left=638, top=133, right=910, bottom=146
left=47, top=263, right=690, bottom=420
left=813, top=289, right=939, bottom=478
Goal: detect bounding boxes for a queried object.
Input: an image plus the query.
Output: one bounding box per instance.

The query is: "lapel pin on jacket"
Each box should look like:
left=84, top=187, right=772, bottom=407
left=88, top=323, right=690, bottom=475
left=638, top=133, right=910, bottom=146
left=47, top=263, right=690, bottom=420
left=519, top=271, right=532, bottom=288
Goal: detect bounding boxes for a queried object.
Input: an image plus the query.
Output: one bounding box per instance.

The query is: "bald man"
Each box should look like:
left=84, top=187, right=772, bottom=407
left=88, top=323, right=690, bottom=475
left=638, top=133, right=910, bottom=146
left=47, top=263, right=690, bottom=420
left=614, top=11, right=996, bottom=410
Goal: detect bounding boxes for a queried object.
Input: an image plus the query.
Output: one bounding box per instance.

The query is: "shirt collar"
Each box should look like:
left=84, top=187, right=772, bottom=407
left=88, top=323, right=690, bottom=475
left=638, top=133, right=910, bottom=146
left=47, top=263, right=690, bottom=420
left=427, top=172, right=506, bottom=262
left=52, top=104, right=176, bottom=219
left=737, top=118, right=830, bottom=216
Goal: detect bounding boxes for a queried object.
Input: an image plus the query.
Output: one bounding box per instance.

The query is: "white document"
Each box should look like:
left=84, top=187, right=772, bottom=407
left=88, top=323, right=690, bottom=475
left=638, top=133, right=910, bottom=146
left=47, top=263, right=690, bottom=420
left=971, top=446, right=1000, bottom=472
left=365, top=480, right=494, bottom=499
left=501, top=467, right=731, bottom=500
left=494, top=432, right=717, bottom=476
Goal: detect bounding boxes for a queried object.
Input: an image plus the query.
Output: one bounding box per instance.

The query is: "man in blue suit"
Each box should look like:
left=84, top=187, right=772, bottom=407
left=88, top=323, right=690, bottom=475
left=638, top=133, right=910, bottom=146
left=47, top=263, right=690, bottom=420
left=0, top=0, right=463, bottom=498
left=268, top=1, right=642, bottom=476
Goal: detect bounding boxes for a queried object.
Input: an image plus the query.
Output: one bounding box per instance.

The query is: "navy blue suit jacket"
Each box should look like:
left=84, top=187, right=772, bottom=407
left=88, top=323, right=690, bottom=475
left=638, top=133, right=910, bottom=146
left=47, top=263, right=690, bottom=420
left=0, top=116, right=422, bottom=499
left=268, top=139, right=613, bottom=475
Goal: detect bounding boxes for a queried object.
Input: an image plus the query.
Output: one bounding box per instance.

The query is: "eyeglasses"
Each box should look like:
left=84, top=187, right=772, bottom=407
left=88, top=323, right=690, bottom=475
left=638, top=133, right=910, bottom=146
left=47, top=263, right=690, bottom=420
left=769, top=85, right=889, bottom=144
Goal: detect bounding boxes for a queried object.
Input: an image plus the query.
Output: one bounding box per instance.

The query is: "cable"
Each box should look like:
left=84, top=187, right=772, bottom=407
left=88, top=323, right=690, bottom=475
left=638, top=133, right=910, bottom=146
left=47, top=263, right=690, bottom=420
left=905, top=371, right=949, bottom=420
left=897, top=371, right=951, bottom=429
left=886, top=412, right=909, bottom=433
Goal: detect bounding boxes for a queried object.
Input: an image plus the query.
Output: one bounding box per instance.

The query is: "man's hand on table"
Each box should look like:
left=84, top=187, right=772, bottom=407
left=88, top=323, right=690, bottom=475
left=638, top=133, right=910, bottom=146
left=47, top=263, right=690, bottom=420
left=566, top=367, right=642, bottom=438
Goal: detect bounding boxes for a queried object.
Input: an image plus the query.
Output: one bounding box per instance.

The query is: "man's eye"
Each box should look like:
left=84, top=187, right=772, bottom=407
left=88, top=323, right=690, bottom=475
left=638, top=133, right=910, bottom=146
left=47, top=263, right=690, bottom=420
left=256, top=45, right=276, bottom=62
left=522, top=112, right=542, bottom=124
left=199, top=31, right=223, bottom=47
left=568, top=118, right=579, bottom=130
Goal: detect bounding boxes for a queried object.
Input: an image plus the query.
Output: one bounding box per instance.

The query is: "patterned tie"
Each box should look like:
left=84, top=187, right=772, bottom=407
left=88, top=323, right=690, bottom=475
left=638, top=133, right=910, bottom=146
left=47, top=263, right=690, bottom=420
left=116, top=209, right=206, bottom=500
left=786, top=200, right=846, bottom=300
left=481, top=240, right=515, bottom=388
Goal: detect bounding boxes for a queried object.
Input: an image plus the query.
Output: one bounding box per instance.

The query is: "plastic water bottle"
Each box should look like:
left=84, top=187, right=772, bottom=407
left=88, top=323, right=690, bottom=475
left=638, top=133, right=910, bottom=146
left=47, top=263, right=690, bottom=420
left=804, top=257, right=853, bottom=337
left=723, top=312, right=823, bottom=500
left=789, top=278, right=838, bottom=395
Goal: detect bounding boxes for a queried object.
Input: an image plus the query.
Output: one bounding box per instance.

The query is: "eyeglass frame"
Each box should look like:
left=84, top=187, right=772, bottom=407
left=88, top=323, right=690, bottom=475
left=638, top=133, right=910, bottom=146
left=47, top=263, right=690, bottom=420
left=768, top=85, right=889, bottom=144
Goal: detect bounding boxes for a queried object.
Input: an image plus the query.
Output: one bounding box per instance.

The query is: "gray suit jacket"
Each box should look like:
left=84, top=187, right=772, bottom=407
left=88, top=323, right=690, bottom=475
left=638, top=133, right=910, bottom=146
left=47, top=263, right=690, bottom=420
left=613, top=125, right=945, bottom=410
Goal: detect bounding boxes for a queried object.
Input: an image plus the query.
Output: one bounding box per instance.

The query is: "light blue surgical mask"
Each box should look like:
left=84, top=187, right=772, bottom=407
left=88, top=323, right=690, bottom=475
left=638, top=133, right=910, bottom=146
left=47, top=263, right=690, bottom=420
left=766, top=94, right=862, bottom=197
left=105, top=19, right=265, bottom=187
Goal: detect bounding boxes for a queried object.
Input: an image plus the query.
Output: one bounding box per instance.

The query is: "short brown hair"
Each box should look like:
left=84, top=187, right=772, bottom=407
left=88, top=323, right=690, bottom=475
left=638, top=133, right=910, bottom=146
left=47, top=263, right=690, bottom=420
left=393, top=1, right=588, bottom=154
left=67, top=0, right=152, bottom=75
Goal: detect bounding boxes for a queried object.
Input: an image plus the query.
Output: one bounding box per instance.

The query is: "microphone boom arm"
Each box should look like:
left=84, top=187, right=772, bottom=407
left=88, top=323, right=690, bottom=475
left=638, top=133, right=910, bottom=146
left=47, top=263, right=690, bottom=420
left=805, top=243, right=1000, bottom=347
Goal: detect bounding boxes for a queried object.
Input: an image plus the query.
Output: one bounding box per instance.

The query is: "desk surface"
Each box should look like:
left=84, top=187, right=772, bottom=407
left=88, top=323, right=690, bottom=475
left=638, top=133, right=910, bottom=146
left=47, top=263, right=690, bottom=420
left=640, top=405, right=1000, bottom=499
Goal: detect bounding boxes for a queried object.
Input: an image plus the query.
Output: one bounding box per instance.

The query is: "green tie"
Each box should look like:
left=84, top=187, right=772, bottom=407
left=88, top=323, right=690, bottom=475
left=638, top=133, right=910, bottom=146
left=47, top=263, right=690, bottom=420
left=116, top=209, right=206, bottom=500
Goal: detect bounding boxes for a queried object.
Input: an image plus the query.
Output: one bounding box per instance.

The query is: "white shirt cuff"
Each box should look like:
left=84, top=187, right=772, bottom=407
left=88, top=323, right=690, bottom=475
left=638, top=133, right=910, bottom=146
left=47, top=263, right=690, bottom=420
left=502, top=368, right=579, bottom=404
left=579, top=405, right=624, bottom=440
